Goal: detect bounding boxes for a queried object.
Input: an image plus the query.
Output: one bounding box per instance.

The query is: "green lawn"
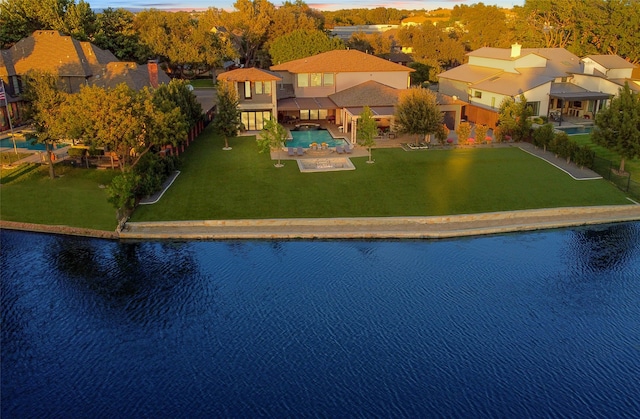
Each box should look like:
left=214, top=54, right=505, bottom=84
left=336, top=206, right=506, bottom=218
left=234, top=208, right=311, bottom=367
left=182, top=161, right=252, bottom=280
left=189, top=79, right=215, bottom=88
left=1, top=164, right=118, bottom=231
left=571, top=134, right=640, bottom=181
left=130, top=126, right=631, bottom=222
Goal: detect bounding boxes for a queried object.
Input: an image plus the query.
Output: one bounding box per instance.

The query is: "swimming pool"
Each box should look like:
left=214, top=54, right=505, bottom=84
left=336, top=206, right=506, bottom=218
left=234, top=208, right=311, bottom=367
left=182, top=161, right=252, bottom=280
left=555, top=125, right=594, bottom=135
left=287, top=129, right=347, bottom=148
left=0, top=137, right=48, bottom=151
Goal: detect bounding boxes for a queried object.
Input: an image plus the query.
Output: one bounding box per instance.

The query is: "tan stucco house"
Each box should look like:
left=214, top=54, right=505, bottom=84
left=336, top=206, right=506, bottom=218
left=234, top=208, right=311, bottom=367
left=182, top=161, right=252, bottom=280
left=438, top=43, right=638, bottom=128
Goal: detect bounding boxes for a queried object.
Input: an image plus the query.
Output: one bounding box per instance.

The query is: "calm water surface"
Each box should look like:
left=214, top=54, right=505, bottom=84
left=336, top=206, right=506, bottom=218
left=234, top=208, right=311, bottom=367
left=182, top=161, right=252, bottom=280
left=2, top=224, right=640, bottom=418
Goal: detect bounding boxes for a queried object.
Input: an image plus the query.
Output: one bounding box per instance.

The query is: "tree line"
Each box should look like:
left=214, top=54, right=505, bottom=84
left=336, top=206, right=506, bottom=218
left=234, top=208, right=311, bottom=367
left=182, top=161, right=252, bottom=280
left=2, top=0, right=638, bottom=80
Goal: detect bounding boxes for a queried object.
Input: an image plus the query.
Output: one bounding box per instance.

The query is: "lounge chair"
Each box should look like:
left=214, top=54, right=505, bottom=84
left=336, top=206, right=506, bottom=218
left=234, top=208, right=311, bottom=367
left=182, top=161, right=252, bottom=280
left=344, top=144, right=352, bottom=153
left=336, top=145, right=344, bottom=154
left=296, top=147, right=304, bottom=156
left=288, top=147, right=295, bottom=156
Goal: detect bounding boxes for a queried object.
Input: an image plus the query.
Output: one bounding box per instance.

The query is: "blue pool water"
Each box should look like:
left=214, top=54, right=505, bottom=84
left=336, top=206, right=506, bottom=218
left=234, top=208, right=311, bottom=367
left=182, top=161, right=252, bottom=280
left=287, top=129, right=347, bottom=148
left=0, top=137, right=56, bottom=151
left=556, top=125, right=594, bottom=135
left=2, top=225, right=640, bottom=417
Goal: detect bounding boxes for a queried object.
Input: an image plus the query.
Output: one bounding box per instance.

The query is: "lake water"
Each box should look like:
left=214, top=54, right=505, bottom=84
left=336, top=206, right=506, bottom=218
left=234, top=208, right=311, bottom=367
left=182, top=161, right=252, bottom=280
left=2, top=225, right=640, bottom=417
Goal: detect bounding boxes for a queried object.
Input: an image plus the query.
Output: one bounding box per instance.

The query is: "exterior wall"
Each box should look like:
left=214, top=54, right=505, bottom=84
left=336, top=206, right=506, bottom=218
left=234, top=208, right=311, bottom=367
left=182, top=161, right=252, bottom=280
left=607, top=68, right=633, bottom=79
left=467, top=55, right=545, bottom=74
left=469, top=89, right=509, bottom=111
left=572, top=74, right=625, bottom=96
left=522, top=83, right=552, bottom=116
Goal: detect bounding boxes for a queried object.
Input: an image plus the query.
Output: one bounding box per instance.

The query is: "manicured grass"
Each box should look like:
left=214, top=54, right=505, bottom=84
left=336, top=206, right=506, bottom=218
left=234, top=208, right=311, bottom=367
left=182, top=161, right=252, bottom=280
left=571, top=134, right=640, bottom=181
left=1, top=151, right=31, bottom=165
left=189, top=79, right=215, bottom=88
left=1, top=164, right=119, bottom=231
left=130, top=126, right=631, bottom=222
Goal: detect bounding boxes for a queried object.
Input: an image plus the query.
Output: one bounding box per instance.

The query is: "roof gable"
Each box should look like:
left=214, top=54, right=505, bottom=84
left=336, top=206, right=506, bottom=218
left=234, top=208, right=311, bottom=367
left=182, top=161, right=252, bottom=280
left=217, top=67, right=281, bottom=82
left=584, top=55, right=636, bottom=70
left=270, top=50, right=411, bottom=73
left=329, top=80, right=400, bottom=107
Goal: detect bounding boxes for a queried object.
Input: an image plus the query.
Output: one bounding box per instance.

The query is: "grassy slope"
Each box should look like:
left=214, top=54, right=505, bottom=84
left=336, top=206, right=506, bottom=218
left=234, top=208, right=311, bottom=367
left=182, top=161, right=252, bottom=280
left=1, top=164, right=118, bottom=231
left=131, top=127, right=630, bottom=222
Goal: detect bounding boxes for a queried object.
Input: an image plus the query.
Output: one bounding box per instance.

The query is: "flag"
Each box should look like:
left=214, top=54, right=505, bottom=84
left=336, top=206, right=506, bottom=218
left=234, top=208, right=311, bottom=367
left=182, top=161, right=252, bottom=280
left=0, top=79, right=5, bottom=102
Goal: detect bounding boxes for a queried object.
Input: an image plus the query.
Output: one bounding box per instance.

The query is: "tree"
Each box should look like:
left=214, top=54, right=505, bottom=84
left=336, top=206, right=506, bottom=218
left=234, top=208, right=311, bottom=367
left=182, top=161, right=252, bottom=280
left=94, top=8, right=148, bottom=63
left=592, top=83, right=640, bottom=173
left=257, top=119, right=287, bottom=167
left=213, top=81, right=242, bottom=150
left=532, top=123, right=555, bottom=151
left=152, top=79, right=202, bottom=128
left=0, top=0, right=95, bottom=48
left=269, top=29, right=344, bottom=65
left=394, top=87, right=443, bottom=146
left=135, top=9, right=233, bottom=77
left=357, top=106, right=378, bottom=163
left=497, top=94, right=533, bottom=142
left=223, top=0, right=275, bottom=67
left=21, top=70, right=68, bottom=179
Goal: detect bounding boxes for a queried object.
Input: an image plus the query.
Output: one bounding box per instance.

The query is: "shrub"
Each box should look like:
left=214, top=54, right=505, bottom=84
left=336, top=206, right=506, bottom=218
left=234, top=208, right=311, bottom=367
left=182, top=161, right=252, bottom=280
left=474, top=124, right=489, bottom=144
left=456, top=122, right=472, bottom=145
left=107, top=172, right=140, bottom=211
left=133, top=152, right=180, bottom=197
left=67, top=147, right=87, bottom=158
left=532, top=123, right=555, bottom=151
left=574, top=145, right=595, bottom=169
left=435, top=124, right=449, bottom=145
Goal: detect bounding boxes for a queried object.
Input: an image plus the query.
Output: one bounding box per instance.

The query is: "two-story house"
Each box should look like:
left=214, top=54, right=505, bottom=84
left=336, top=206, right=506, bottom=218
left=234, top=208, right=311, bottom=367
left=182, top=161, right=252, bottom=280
left=437, top=44, right=636, bottom=128
left=0, top=30, right=170, bottom=133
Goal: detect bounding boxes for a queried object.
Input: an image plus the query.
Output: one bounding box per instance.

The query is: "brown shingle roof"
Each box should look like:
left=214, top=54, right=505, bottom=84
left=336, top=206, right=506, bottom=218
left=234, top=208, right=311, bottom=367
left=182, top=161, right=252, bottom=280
left=1, top=31, right=170, bottom=91
left=270, top=50, right=411, bottom=73
left=329, top=80, right=401, bottom=107
left=217, top=67, right=281, bottom=82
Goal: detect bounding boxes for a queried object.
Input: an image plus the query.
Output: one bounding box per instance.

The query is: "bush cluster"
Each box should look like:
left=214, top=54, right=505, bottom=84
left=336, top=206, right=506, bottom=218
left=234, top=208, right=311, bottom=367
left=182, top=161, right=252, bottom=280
left=132, top=152, right=180, bottom=198
left=533, top=126, right=595, bottom=169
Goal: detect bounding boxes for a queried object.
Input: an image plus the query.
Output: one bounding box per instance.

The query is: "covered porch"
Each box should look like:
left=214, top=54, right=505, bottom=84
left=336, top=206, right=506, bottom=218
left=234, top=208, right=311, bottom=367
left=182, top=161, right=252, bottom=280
left=276, top=97, right=338, bottom=125
left=548, top=84, right=612, bottom=125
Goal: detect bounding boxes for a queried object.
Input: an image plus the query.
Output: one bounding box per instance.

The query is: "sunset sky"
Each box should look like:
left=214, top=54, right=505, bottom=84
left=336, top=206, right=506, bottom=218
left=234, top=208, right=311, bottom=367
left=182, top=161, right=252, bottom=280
left=91, top=0, right=523, bottom=12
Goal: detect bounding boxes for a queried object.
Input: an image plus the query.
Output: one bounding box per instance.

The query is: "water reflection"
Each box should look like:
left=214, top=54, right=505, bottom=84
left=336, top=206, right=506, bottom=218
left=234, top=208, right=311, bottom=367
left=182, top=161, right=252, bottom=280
left=48, top=238, right=214, bottom=326
left=568, top=223, right=640, bottom=272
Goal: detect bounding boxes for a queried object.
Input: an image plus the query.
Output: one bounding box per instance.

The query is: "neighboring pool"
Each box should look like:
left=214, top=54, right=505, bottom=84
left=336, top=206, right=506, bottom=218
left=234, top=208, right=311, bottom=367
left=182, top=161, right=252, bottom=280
left=0, top=137, right=48, bottom=151
left=287, top=129, right=347, bottom=148
left=555, top=125, right=594, bottom=135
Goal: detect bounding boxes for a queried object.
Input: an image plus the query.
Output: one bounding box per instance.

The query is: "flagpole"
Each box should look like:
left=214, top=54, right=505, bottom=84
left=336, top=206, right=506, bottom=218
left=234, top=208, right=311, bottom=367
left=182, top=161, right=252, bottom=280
left=0, top=79, right=17, bottom=154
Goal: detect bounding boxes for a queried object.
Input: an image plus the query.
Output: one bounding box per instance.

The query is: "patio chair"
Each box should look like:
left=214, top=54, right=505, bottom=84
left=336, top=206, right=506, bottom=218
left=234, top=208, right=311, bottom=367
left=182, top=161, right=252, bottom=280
left=296, top=147, right=304, bottom=156
left=344, top=144, right=352, bottom=154
left=336, top=145, right=344, bottom=154
left=288, top=147, right=295, bottom=156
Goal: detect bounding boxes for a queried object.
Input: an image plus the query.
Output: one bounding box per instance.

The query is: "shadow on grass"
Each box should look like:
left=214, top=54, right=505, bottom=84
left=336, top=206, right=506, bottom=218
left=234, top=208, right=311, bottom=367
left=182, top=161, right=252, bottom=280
left=0, top=163, right=40, bottom=185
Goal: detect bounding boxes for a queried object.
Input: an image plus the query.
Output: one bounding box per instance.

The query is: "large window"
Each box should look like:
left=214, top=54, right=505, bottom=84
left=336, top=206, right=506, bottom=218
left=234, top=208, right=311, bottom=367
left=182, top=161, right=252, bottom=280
left=297, top=73, right=308, bottom=87
left=526, top=101, right=540, bottom=116
left=244, top=81, right=252, bottom=99
left=255, top=81, right=263, bottom=95
left=241, top=111, right=272, bottom=131
left=323, top=73, right=334, bottom=86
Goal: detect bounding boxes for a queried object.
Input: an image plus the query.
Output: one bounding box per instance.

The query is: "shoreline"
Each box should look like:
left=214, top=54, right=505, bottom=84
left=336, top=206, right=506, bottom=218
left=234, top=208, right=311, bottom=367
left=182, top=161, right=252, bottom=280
left=4, top=205, right=640, bottom=241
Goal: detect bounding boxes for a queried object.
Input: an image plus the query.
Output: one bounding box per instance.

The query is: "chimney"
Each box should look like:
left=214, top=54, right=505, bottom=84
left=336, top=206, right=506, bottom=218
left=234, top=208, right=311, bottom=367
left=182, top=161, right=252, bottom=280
left=510, top=43, right=521, bottom=58
left=148, top=59, right=159, bottom=88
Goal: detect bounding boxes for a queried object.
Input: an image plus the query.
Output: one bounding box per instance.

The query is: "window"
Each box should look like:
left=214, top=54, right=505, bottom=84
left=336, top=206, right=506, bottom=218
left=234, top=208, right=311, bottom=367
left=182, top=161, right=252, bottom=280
left=323, top=73, right=334, bottom=86
left=241, top=111, right=272, bottom=131
left=310, top=73, right=322, bottom=87
left=297, top=73, right=308, bottom=87
left=244, top=81, right=252, bottom=99
left=264, top=81, right=271, bottom=94
left=526, top=101, right=540, bottom=116
left=491, top=97, right=496, bottom=108
left=255, top=81, right=263, bottom=94
left=474, top=91, right=482, bottom=98
left=573, top=101, right=582, bottom=108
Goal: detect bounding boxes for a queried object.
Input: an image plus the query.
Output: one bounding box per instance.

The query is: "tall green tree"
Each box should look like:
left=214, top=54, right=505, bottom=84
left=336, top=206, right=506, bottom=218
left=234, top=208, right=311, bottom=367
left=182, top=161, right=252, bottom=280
left=269, top=29, right=344, bottom=65
left=592, top=83, right=640, bottom=173
left=0, top=0, right=95, bottom=48
left=497, top=94, right=533, bottom=142
left=394, top=87, right=443, bottom=146
left=357, top=106, right=378, bottom=163
left=213, top=81, right=242, bottom=150
left=257, top=118, right=287, bottom=167
left=22, top=70, right=68, bottom=179
left=223, top=0, right=274, bottom=67
left=152, top=79, right=202, bottom=128
left=94, top=8, right=148, bottom=62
